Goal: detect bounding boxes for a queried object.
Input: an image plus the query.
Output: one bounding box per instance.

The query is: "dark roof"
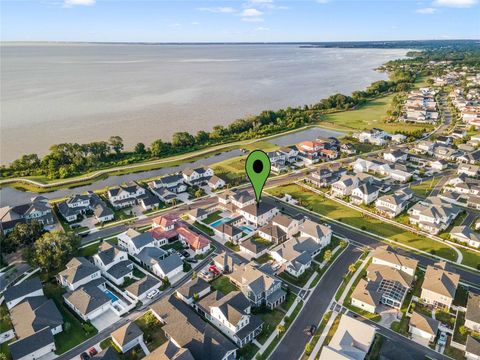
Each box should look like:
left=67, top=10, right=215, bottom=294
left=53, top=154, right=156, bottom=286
left=466, top=293, right=480, bottom=325
left=125, top=276, right=161, bottom=297
left=467, top=336, right=480, bottom=356
left=94, top=203, right=114, bottom=218
left=240, top=239, right=268, bottom=254
left=214, top=222, right=242, bottom=237
left=131, top=232, right=155, bottom=249
left=64, top=280, right=111, bottom=315
left=59, top=257, right=98, bottom=285
left=96, top=242, right=123, bottom=265
left=4, top=278, right=43, bottom=303
left=241, top=202, right=277, bottom=217
left=92, top=347, right=119, bottom=360
left=106, top=260, right=134, bottom=280
left=9, top=327, right=54, bottom=360
left=177, top=278, right=211, bottom=299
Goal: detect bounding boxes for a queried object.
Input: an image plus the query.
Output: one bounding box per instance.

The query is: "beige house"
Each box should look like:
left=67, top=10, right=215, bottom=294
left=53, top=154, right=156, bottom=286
left=351, top=278, right=378, bottom=314
left=371, top=245, right=418, bottom=276
left=409, top=311, right=440, bottom=343
left=420, top=262, right=460, bottom=309
left=466, top=292, right=480, bottom=332
left=466, top=336, right=480, bottom=360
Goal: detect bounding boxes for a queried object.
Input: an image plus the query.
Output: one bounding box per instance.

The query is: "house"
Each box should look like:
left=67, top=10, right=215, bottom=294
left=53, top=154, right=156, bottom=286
left=176, top=277, right=211, bottom=305
left=177, top=226, right=211, bottom=255
left=212, top=218, right=243, bottom=243
left=371, top=245, right=418, bottom=276
left=257, top=222, right=287, bottom=244
left=357, top=128, right=389, bottom=145
left=208, top=175, right=226, bottom=190
left=465, top=293, right=480, bottom=332
left=144, top=341, right=194, bottom=360
left=63, top=279, right=112, bottom=321
left=375, top=188, right=413, bottom=218
left=151, top=187, right=177, bottom=204
left=216, top=189, right=255, bottom=210
left=138, top=193, right=160, bottom=211
left=331, top=174, right=359, bottom=197
left=278, top=146, right=299, bottom=162
left=58, top=257, right=101, bottom=291
left=436, top=136, right=453, bottom=146
left=296, top=140, right=323, bottom=164
left=182, top=167, right=214, bottom=186
left=213, top=252, right=243, bottom=273
left=351, top=279, right=379, bottom=314
left=451, top=226, right=480, bottom=248
left=93, top=242, right=134, bottom=286
left=107, top=182, right=146, bottom=209
left=420, top=262, right=460, bottom=309
left=125, top=276, right=162, bottom=303
left=239, top=239, right=269, bottom=259
left=0, top=196, right=55, bottom=235
left=350, top=183, right=380, bottom=205
left=117, top=229, right=157, bottom=255
left=92, top=347, right=119, bottom=360
left=408, top=197, right=461, bottom=234
left=468, top=195, right=480, bottom=210
left=8, top=327, right=56, bottom=360
left=150, top=296, right=237, bottom=360
left=238, top=203, right=279, bottom=227
left=340, top=143, right=356, bottom=155
left=459, top=164, right=480, bottom=177
left=196, top=290, right=264, bottom=347
left=319, top=315, right=376, bottom=360
left=186, top=207, right=210, bottom=222
left=457, top=150, right=480, bottom=164
left=414, top=140, right=435, bottom=155
left=392, top=134, right=407, bottom=143
left=409, top=311, right=440, bottom=343
left=111, top=322, right=144, bottom=353
left=4, top=278, right=44, bottom=310
left=430, top=159, right=448, bottom=171
left=57, top=192, right=113, bottom=223
left=136, top=247, right=183, bottom=280
left=148, top=174, right=187, bottom=196
left=227, top=263, right=286, bottom=309
left=299, top=219, right=332, bottom=246
left=306, top=168, right=346, bottom=188
left=384, top=150, right=408, bottom=163
left=433, top=146, right=459, bottom=161
left=466, top=336, right=480, bottom=360
left=270, top=238, right=316, bottom=278
left=271, top=213, right=303, bottom=238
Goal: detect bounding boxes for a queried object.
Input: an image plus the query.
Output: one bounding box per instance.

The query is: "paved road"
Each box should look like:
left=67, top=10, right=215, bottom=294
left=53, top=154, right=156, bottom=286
left=269, top=245, right=362, bottom=360
left=264, top=197, right=480, bottom=289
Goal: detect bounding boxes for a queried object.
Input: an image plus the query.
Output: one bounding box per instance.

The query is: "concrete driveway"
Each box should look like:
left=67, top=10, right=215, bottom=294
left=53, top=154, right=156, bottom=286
left=90, top=308, right=120, bottom=331
left=378, top=307, right=401, bottom=328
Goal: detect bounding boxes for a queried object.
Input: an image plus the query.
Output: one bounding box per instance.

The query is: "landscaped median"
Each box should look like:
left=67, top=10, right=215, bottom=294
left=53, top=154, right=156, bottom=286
left=266, top=184, right=480, bottom=268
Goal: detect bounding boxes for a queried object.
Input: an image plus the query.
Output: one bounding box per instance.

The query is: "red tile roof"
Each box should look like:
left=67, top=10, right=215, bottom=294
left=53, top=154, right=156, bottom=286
left=177, top=226, right=210, bottom=250
left=152, top=215, right=177, bottom=230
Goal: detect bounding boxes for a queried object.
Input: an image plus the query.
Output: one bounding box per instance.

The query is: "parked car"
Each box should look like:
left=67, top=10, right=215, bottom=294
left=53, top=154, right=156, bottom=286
left=147, top=289, right=160, bottom=299
left=88, top=348, right=98, bottom=357
left=182, top=251, right=190, bottom=258
left=307, top=325, right=317, bottom=336
left=438, top=332, right=447, bottom=346
left=80, top=352, right=90, bottom=360
left=186, top=258, right=198, bottom=263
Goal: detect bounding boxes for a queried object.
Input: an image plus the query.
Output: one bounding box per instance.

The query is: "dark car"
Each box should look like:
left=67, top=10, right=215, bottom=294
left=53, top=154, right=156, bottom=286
left=80, top=352, right=90, bottom=360
left=186, top=258, right=198, bottom=263
left=88, top=348, right=98, bottom=357
left=308, top=324, right=317, bottom=336
left=182, top=251, right=191, bottom=258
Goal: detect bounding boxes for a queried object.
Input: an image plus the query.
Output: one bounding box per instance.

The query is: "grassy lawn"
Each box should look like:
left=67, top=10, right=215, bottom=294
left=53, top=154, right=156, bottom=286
left=280, top=292, right=297, bottom=313
left=203, top=210, right=222, bottom=224
left=323, top=313, right=342, bottom=346
left=161, top=241, right=185, bottom=251
left=301, top=311, right=332, bottom=360
left=253, top=306, right=285, bottom=344
left=1, top=340, right=13, bottom=360
left=410, top=177, right=441, bottom=197
left=192, top=221, right=215, bottom=236
left=211, top=276, right=238, bottom=295
left=237, top=343, right=259, bottom=360
left=225, top=241, right=240, bottom=252
left=453, top=311, right=467, bottom=344
left=278, top=264, right=317, bottom=288
left=44, top=282, right=98, bottom=354
left=134, top=312, right=168, bottom=351
left=77, top=242, right=100, bottom=257
left=390, top=315, right=410, bottom=335
left=266, top=184, right=471, bottom=265
left=334, top=252, right=368, bottom=301
left=255, top=253, right=273, bottom=264
left=314, top=236, right=342, bottom=263
left=321, top=94, right=433, bottom=134
left=132, top=267, right=146, bottom=279
left=211, top=156, right=248, bottom=183
left=0, top=304, right=13, bottom=333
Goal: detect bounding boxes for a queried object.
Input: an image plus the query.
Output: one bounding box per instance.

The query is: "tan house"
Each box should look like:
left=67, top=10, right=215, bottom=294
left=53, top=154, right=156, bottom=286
left=409, top=311, right=440, bottom=343
left=466, top=336, right=480, bottom=360
left=420, top=262, right=460, bottom=309
left=466, top=292, right=480, bottom=332
left=371, top=245, right=418, bottom=276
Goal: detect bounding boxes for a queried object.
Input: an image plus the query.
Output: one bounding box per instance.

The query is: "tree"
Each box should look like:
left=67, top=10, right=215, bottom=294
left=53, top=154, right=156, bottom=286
left=26, top=231, right=80, bottom=273
left=134, top=142, right=146, bottom=154
left=323, top=250, right=332, bottom=263
left=109, top=136, right=124, bottom=155
left=339, top=240, right=347, bottom=248
left=459, top=325, right=467, bottom=336
left=172, top=132, right=195, bottom=148
left=192, top=271, right=197, bottom=279
left=276, top=324, right=286, bottom=336
left=193, top=293, right=200, bottom=302
left=305, top=342, right=313, bottom=355
left=348, top=263, right=356, bottom=274
left=195, top=189, right=204, bottom=198
left=150, top=139, right=172, bottom=157
left=3, top=220, right=43, bottom=253
left=195, top=130, right=210, bottom=144
left=143, top=311, right=159, bottom=328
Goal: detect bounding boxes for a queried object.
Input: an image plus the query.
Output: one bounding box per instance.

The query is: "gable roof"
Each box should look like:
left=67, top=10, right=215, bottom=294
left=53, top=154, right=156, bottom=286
left=59, top=257, right=98, bottom=285
left=300, top=220, right=331, bottom=240
left=176, top=278, right=211, bottom=299
left=423, top=264, right=460, bottom=299
left=4, top=278, right=43, bottom=303
left=228, top=263, right=277, bottom=296
left=96, top=242, right=123, bottom=266
left=410, top=311, right=439, bottom=335
left=63, top=280, right=110, bottom=315
left=145, top=340, right=195, bottom=360
left=125, top=276, right=161, bottom=297
left=112, top=322, right=143, bottom=347
left=466, top=292, right=480, bottom=326
left=467, top=336, right=480, bottom=357
left=371, top=245, right=418, bottom=271
left=9, top=327, right=54, bottom=360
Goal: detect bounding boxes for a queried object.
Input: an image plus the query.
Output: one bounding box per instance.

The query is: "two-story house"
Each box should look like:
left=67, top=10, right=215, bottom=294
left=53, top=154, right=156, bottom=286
left=375, top=188, right=413, bottom=218
left=182, top=167, right=214, bottom=186
left=408, top=197, right=461, bottom=234
left=465, top=292, right=480, bottom=332
left=58, top=257, right=101, bottom=291
left=107, top=182, right=146, bottom=209
left=238, top=203, right=279, bottom=228
left=350, top=183, right=380, bottom=205
left=331, top=175, right=360, bottom=197
left=420, top=262, right=460, bottom=310
left=92, top=242, right=134, bottom=286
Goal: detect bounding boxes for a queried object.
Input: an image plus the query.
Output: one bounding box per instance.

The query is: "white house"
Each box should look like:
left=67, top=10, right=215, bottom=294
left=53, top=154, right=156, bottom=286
left=331, top=175, right=359, bottom=197
left=58, top=257, right=102, bottom=291
left=4, top=278, right=44, bottom=310
left=111, top=322, right=144, bottom=353
left=420, top=262, right=460, bottom=310
left=408, top=197, right=461, bottom=234
left=93, top=242, right=134, bottom=286
left=176, top=277, right=211, bottom=306
left=63, top=279, right=112, bottom=321
left=136, top=247, right=183, bottom=280
left=271, top=213, right=303, bottom=238
left=375, top=188, right=413, bottom=218
left=350, top=183, right=380, bottom=205
left=384, top=150, right=408, bottom=163
left=124, top=276, right=162, bottom=303
left=8, top=328, right=56, bottom=360
left=459, top=164, right=480, bottom=177
left=409, top=311, right=439, bottom=343
left=239, top=203, right=279, bottom=227
left=451, top=226, right=480, bottom=248
left=182, top=167, right=214, bottom=186
left=208, top=175, right=226, bottom=190
left=107, top=182, right=146, bottom=209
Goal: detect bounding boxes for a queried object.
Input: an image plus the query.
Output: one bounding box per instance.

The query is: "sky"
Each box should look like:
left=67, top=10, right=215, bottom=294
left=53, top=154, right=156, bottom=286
left=1, top=0, right=479, bottom=42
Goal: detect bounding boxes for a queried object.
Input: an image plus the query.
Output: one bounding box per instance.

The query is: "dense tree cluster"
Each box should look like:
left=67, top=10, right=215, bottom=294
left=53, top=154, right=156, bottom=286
left=0, top=220, right=44, bottom=254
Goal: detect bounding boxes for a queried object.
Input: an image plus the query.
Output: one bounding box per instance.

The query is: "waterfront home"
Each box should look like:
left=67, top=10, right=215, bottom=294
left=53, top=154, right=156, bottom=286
left=8, top=327, right=56, bottom=360
left=227, top=263, right=286, bottom=309
left=296, top=140, right=324, bottom=164
left=93, top=242, right=134, bottom=286
left=384, top=150, right=408, bottom=163
left=208, top=175, right=226, bottom=190
left=196, top=291, right=264, bottom=347
left=176, top=277, right=211, bottom=306
left=319, top=315, right=376, bottom=360
left=409, top=311, right=440, bottom=343
left=111, top=322, right=144, bottom=354
left=350, top=183, right=380, bottom=205
left=4, top=278, right=44, bottom=310
left=182, top=167, right=214, bottom=186
left=136, top=247, right=183, bottom=280
left=57, top=192, right=114, bottom=223
left=151, top=296, right=237, bottom=360
left=125, top=276, right=162, bottom=303
left=450, top=226, right=480, bottom=248
left=459, top=164, right=480, bottom=177
left=58, top=257, right=102, bottom=291
left=0, top=196, right=55, bottom=235
left=420, top=262, right=460, bottom=310
left=356, top=128, right=389, bottom=145
left=375, top=188, right=413, bottom=218
left=107, top=181, right=146, bottom=209
left=238, top=203, right=279, bottom=227
left=408, top=196, right=461, bottom=234
left=63, top=278, right=112, bottom=321
left=465, top=293, right=480, bottom=332
left=331, top=174, right=360, bottom=197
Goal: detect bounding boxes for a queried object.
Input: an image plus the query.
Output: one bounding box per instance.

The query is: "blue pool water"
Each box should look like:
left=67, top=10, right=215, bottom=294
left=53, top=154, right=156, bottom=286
left=240, top=225, right=254, bottom=234
left=104, top=290, right=119, bottom=303
left=210, top=217, right=232, bottom=228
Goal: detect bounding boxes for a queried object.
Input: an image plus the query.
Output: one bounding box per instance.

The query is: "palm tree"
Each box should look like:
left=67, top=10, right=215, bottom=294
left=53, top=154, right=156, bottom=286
left=348, top=264, right=356, bottom=274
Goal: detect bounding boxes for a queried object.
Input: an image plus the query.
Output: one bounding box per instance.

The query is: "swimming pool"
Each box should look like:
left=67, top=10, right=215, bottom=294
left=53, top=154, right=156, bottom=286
left=239, top=225, right=254, bottom=234
left=210, top=217, right=232, bottom=228
left=104, top=289, right=119, bottom=303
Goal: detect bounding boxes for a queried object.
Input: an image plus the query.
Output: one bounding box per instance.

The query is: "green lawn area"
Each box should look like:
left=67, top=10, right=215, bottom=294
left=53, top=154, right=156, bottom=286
left=255, top=253, right=273, bottom=264
left=211, top=276, right=238, bottom=295
left=225, top=241, right=240, bottom=252
left=132, top=267, right=146, bottom=279
left=334, top=252, right=368, bottom=301
left=161, top=241, right=186, bottom=251
left=253, top=306, right=286, bottom=344
left=43, top=282, right=98, bottom=354
left=266, top=184, right=475, bottom=266
left=390, top=315, right=410, bottom=335
left=0, top=304, right=13, bottom=333
left=410, top=177, right=441, bottom=197
left=280, top=292, right=297, bottom=313
left=77, top=242, right=100, bottom=257
left=237, top=342, right=259, bottom=360
left=453, top=311, right=468, bottom=344
left=243, top=141, right=279, bottom=152
left=211, top=156, right=247, bottom=182
left=321, top=94, right=433, bottom=135
left=301, top=311, right=332, bottom=360
left=278, top=264, right=317, bottom=288
left=134, top=312, right=168, bottom=351
left=203, top=210, right=222, bottom=224
left=1, top=340, right=13, bottom=360
left=192, top=221, right=215, bottom=236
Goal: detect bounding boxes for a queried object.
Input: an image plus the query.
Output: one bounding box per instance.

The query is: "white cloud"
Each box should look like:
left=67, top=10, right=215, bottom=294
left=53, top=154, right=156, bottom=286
left=416, top=7, right=437, bottom=13
left=241, top=8, right=263, bottom=17
left=198, top=7, right=236, bottom=13
left=63, top=0, right=95, bottom=6
left=433, top=0, right=477, bottom=7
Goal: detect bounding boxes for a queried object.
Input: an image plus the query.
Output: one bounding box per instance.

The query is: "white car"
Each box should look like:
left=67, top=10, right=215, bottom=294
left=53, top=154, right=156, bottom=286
left=146, top=289, right=159, bottom=299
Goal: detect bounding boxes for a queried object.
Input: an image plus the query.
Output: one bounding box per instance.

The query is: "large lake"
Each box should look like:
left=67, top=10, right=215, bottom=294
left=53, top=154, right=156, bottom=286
left=1, top=43, right=406, bottom=164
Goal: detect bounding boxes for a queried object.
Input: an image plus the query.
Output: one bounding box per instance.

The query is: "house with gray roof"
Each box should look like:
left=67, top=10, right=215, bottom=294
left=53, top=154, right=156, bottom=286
left=125, top=275, right=162, bottom=303
left=466, top=292, right=480, bottom=332
left=4, top=278, right=44, bottom=310
left=257, top=222, right=287, bottom=244
left=466, top=336, right=480, bottom=360
left=57, top=191, right=113, bottom=223
left=58, top=257, right=102, bottom=291
left=176, top=277, right=211, bottom=305
left=331, top=174, right=360, bottom=197
left=145, top=341, right=194, bottom=360
left=8, top=327, right=56, bottom=360
left=93, top=242, right=134, bottom=286
left=238, top=202, right=279, bottom=227
left=63, top=279, right=112, bottom=321
left=451, top=226, right=480, bottom=249
left=350, top=182, right=380, bottom=205
left=409, top=311, right=440, bottom=343
left=408, top=196, right=461, bottom=234
left=136, top=247, right=183, bottom=280
left=111, top=322, right=144, bottom=353
left=420, top=262, right=460, bottom=310
left=92, top=347, right=119, bottom=360
left=107, top=181, right=146, bottom=209
left=239, top=239, right=269, bottom=259
left=375, top=188, right=413, bottom=218
left=117, top=228, right=158, bottom=256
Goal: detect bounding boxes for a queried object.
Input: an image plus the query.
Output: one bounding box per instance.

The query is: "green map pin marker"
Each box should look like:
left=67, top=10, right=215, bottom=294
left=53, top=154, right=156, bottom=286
left=245, top=150, right=271, bottom=203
